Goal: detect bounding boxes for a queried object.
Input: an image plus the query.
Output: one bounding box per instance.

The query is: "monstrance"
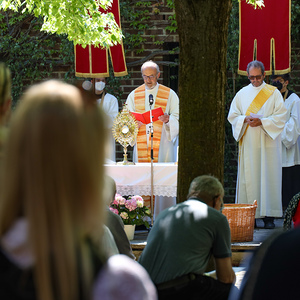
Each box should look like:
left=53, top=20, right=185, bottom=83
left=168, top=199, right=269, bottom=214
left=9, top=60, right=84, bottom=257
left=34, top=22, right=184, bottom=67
left=112, top=105, right=138, bottom=165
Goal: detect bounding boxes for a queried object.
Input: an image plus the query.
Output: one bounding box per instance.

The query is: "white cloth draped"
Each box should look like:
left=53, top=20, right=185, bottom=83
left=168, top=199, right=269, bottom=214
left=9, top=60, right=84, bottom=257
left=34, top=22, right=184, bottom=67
left=228, top=82, right=287, bottom=218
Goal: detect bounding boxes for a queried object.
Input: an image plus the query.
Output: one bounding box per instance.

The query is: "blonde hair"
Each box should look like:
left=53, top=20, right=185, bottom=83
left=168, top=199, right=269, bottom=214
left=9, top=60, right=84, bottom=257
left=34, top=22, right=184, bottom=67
left=0, top=80, right=106, bottom=300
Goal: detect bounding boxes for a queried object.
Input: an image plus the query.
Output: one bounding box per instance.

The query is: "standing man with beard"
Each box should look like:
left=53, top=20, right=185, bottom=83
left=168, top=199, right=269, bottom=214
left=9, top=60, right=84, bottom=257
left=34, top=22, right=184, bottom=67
left=126, top=60, right=179, bottom=218
left=271, top=73, right=300, bottom=210
left=228, top=60, right=287, bottom=229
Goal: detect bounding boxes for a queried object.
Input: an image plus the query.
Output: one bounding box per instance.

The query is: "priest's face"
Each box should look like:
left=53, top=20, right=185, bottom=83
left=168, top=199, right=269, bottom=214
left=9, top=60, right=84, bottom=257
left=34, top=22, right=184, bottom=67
left=142, top=67, right=160, bottom=89
left=248, top=66, right=265, bottom=87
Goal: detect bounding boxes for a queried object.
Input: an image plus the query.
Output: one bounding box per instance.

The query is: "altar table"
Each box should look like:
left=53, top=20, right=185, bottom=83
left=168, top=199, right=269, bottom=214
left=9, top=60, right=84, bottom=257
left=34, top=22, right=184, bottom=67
left=104, top=163, right=178, bottom=197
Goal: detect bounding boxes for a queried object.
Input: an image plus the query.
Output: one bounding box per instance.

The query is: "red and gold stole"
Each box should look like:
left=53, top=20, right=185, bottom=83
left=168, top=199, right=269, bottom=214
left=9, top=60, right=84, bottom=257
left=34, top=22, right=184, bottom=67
left=134, top=84, right=170, bottom=162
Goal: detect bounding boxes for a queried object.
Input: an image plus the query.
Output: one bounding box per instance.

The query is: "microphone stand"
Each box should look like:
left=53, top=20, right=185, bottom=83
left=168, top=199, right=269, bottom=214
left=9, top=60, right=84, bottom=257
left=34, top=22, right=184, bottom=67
left=149, top=94, right=154, bottom=228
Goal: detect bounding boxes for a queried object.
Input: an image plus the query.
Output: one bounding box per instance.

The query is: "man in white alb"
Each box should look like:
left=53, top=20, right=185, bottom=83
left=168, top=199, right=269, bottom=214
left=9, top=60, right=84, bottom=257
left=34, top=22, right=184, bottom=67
left=95, top=77, right=119, bottom=162
left=228, top=60, right=287, bottom=229
left=271, top=73, right=300, bottom=210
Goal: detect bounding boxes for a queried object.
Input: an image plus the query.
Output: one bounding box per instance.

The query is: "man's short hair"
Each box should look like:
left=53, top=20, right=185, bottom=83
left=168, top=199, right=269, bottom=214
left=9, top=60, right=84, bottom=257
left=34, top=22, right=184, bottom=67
left=187, top=175, right=224, bottom=202
left=247, top=60, right=265, bottom=74
left=270, top=73, right=291, bottom=82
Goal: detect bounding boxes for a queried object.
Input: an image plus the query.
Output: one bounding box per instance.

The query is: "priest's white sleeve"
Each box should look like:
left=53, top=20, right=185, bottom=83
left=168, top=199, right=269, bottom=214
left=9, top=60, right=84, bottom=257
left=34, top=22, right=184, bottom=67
left=281, top=94, right=300, bottom=150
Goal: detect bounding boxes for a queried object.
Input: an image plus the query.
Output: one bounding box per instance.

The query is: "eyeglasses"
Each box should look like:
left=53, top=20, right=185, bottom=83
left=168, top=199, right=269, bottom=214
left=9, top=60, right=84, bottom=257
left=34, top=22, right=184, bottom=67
left=142, top=75, right=156, bottom=80
left=248, top=75, right=263, bottom=80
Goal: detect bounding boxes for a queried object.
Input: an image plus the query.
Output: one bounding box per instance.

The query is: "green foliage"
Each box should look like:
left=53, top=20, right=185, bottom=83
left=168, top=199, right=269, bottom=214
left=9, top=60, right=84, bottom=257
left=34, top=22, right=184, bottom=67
left=120, top=0, right=177, bottom=54
left=241, top=0, right=265, bottom=9
left=0, top=0, right=122, bottom=48
left=291, top=1, right=300, bottom=40
left=0, top=10, right=74, bottom=105
left=166, top=14, right=177, bottom=33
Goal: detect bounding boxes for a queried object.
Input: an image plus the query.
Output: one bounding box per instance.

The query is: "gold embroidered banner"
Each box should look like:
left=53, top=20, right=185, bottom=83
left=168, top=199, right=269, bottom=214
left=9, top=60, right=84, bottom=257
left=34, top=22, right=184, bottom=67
left=238, top=0, right=290, bottom=76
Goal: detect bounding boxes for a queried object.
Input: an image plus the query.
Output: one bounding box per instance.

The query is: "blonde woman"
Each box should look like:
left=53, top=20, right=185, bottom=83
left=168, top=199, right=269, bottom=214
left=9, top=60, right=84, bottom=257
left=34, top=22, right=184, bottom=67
left=0, top=80, right=157, bottom=300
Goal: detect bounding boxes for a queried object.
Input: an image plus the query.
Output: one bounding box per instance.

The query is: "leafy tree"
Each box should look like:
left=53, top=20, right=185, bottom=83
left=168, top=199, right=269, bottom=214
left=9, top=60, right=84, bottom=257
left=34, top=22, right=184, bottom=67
left=0, top=11, right=74, bottom=104
left=0, top=0, right=122, bottom=48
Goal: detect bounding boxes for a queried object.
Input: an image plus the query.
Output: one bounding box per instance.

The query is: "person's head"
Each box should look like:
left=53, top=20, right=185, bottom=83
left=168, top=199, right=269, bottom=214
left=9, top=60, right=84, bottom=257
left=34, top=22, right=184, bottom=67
left=247, top=60, right=266, bottom=87
left=104, top=175, right=117, bottom=205
left=0, top=62, right=12, bottom=125
left=141, top=60, right=160, bottom=89
left=187, top=175, right=224, bottom=211
left=94, top=77, right=106, bottom=95
left=0, top=80, right=106, bottom=300
left=271, top=73, right=290, bottom=93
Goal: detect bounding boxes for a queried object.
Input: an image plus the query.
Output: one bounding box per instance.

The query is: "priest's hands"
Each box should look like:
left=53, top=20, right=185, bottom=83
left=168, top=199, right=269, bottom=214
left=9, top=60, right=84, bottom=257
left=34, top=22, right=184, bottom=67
left=158, top=113, right=170, bottom=124
left=137, top=120, right=144, bottom=129
left=244, top=116, right=262, bottom=127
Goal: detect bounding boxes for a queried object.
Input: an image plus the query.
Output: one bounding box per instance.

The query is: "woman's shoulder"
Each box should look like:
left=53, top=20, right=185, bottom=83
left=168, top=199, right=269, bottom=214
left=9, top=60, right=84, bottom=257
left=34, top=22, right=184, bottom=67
left=93, top=254, right=157, bottom=300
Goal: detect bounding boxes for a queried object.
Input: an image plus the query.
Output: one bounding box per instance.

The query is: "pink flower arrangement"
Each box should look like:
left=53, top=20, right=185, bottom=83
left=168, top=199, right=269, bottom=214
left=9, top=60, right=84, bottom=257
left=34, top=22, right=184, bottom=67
left=110, top=194, right=151, bottom=227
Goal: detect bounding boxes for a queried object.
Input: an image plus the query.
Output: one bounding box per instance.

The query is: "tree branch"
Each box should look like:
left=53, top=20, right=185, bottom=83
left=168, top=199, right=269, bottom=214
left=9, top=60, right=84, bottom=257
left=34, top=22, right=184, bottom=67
left=126, top=49, right=179, bottom=67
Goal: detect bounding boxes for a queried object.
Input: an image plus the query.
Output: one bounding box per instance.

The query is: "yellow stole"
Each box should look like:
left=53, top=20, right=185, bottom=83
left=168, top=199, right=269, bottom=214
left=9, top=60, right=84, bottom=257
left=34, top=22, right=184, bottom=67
left=240, top=84, right=277, bottom=145
left=134, top=84, right=170, bottom=162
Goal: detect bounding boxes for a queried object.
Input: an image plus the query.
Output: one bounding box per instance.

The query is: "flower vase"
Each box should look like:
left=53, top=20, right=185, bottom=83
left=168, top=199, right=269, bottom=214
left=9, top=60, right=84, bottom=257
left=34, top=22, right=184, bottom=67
left=124, top=224, right=136, bottom=241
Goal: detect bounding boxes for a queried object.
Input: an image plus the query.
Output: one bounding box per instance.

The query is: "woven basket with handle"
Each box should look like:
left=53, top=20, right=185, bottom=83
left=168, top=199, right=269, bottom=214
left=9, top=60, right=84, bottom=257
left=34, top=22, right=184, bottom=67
left=222, top=200, right=257, bottom=242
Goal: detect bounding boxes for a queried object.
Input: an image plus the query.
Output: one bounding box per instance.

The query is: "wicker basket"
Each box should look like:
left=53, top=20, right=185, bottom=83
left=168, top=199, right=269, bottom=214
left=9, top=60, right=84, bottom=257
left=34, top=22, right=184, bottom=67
left=222, top=200, right=257, bottom=242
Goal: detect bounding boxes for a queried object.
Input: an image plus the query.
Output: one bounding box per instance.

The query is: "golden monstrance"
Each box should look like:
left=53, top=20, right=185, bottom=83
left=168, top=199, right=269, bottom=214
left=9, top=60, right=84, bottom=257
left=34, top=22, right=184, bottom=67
left=112, top=105, right=138, bottom=165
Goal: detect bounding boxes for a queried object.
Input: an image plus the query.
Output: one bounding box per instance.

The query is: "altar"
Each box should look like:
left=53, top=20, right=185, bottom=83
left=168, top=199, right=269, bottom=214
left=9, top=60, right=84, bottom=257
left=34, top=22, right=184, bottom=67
left=104, top=162, right=178, bottom=197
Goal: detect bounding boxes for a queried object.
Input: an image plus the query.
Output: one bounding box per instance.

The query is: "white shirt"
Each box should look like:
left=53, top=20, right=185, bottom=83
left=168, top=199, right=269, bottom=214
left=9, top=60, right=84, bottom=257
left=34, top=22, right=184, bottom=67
left=281, top=92, right=300, bottom=167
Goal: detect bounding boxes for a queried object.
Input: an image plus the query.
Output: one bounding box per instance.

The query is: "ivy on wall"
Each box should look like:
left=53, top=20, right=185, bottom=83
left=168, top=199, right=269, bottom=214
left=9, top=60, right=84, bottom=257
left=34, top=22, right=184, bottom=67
left=0, top=10, right=75, bottom=106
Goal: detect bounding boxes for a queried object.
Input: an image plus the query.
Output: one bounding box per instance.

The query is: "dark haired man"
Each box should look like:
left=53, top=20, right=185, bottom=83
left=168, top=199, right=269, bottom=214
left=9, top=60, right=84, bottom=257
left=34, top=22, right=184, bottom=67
left=271, top=73, right=300, bottom=210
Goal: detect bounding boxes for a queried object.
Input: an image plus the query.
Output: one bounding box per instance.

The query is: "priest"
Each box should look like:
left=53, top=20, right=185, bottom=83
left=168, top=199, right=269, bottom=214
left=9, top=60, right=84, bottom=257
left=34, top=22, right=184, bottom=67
left=125, top=60, right=179, bottom=218
left=228, top=60, right=287, bottom=229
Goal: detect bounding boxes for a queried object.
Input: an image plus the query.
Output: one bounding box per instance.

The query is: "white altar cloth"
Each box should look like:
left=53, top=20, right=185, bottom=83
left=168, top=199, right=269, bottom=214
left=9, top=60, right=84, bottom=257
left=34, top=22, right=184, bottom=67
left=104, top=163, right=177, bottom=197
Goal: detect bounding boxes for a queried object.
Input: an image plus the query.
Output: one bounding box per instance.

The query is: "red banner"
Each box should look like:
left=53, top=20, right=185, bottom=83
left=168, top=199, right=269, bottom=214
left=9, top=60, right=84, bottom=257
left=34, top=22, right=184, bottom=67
left=75, top=0, right=127, bottom=78
left=238, top=0, right=290, bottom=75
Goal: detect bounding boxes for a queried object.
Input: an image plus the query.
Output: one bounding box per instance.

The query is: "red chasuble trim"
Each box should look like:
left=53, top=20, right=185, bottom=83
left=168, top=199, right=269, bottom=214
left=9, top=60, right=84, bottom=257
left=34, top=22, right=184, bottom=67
left=238, top=0, right=291, bottom=76
left=75, top=0, right=127, bottom=78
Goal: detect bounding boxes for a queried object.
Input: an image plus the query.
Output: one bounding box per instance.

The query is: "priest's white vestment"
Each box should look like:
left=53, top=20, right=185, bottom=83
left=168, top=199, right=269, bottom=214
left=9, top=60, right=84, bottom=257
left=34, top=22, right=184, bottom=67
left=126, top=83, right=179, bottom=218
left=97, top=93, right=119, bottom=162
left=281, top=92, right=300, bottom=167
left=228, top=82, right=287, bottom=218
